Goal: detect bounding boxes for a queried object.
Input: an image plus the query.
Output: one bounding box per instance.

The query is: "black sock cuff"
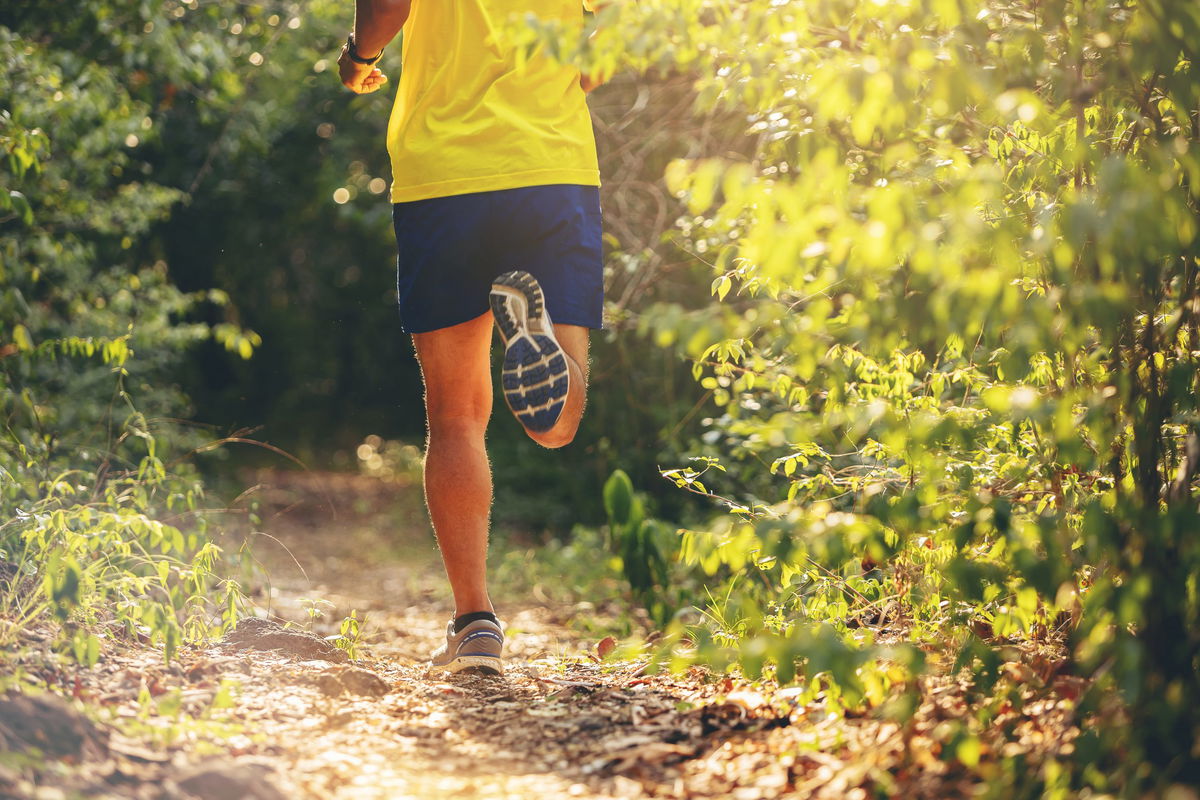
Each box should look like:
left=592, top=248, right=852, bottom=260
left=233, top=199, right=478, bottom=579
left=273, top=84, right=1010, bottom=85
left=453, top=610, right=498, bottom=633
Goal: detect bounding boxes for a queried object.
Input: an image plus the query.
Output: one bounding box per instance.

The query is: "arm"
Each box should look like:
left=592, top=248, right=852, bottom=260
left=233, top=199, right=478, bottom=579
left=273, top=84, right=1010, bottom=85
left=338, top=0, right=412, bottom=94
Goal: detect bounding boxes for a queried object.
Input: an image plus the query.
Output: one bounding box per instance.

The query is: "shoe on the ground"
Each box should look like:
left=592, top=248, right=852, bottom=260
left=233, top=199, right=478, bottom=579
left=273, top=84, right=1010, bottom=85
left=429, top=617, right=504, bottom=675
left=490, top=270, right=570, bottom=433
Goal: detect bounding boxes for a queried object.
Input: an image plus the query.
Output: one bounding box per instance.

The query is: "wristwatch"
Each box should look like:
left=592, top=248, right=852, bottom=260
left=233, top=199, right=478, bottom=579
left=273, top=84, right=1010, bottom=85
left=345, top=32, right=384, bottom=65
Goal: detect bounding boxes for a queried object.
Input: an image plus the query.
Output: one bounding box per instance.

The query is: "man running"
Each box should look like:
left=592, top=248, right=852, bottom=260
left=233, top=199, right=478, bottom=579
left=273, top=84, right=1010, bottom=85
left=337, top=0, right=603, bottom=675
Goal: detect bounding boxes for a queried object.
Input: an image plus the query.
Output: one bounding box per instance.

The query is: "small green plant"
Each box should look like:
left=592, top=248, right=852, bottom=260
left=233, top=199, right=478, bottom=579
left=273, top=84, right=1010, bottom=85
left=330, top=610, right=364, bottom=660
left=298, top=597, right=335, bottom=630
left=603, top=469, right=673, bottom=625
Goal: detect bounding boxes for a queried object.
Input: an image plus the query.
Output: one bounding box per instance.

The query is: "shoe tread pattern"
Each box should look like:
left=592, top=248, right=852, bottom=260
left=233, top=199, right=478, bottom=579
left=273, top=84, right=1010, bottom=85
left=490, top=271, right=569, bottom=433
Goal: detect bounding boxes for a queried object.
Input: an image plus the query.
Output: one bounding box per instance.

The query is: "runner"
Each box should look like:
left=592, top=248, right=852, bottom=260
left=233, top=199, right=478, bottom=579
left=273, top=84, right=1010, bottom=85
left=337, top=0, right=604, bottom=675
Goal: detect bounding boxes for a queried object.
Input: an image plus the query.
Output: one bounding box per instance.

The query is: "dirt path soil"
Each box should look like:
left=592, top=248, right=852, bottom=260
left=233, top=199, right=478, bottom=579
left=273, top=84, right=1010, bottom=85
left=2, top=471, right=1082, bottom=799
left=215, top=471, right=785, bottom=799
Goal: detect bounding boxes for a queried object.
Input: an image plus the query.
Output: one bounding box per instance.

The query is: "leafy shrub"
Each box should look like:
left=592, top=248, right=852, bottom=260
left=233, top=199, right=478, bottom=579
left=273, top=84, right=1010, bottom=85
left=544, top=0, right=1200, bottom=790
left=1, top=16, right=261, bottom=665
left=0, top=329, right=248, bottom=663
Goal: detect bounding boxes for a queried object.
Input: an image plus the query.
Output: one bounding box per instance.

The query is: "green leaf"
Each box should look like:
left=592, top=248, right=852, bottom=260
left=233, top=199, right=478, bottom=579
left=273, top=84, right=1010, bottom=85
left=712, top=275, right=732, bottom=301
left=8, top=191, right=33, bottom=225
left=11, top=324, right=33, bottom=352
left=603, top=469, right=635, bottom=527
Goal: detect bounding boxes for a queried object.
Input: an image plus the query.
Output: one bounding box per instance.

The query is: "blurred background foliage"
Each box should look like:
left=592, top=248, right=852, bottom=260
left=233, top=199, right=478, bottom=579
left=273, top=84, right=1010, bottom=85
left=3, top=0, right=719, bottom=531
left=0, top=0, right=718, bottom=681
left=4, top=0, right=1200, bottom=793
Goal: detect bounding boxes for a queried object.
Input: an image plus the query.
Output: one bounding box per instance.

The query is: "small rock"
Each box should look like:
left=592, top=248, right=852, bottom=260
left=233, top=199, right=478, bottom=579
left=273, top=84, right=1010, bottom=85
left=220, top=618, right=348, bottom=663
left=0, top=691, right=108, bottom=761
left=338, top=668, right=389, bottom=696
left=315, top=672, right=346, bottom=697
left=315, top=667, right=389, bottom=697
left=172, top=760, right=286, bottom=800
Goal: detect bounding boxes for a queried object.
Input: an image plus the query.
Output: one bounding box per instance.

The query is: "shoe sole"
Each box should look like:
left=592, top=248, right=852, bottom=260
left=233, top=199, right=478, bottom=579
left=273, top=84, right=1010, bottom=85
left=428, top=655, right=503, bottom=676
left=490, top=271, right=570, bottom=433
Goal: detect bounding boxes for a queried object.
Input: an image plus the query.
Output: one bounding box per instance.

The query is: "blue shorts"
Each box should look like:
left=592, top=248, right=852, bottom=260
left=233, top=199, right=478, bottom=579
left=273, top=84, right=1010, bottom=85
left=392, top=184, right=604, bottom=334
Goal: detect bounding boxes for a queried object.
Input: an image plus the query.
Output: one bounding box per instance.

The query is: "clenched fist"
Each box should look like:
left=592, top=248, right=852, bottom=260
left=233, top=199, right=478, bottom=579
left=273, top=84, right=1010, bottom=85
left=338, top=44, right=388, bottom=94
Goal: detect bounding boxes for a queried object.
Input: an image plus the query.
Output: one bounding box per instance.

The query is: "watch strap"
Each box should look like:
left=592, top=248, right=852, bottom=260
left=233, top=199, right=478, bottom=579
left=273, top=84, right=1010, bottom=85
left=346, top=33, right=383, bottom=65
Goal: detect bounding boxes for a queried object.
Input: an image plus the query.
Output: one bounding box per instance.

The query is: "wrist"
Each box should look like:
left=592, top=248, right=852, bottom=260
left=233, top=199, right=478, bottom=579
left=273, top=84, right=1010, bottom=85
left=346, top=32, right=384, bottom=65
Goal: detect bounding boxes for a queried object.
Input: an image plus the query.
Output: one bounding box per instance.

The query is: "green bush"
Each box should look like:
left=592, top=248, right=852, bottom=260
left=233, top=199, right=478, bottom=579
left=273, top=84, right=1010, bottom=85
left=546, top=0, right=1200, bottom=790
left=1, top=11, right=265, bottom=666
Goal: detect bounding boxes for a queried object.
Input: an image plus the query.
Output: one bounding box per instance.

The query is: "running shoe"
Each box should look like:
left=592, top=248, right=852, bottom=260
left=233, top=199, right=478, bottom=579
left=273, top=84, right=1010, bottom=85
left=428, top=617, right=504, bottom=675
left=489, top=270, right=571, bottom=433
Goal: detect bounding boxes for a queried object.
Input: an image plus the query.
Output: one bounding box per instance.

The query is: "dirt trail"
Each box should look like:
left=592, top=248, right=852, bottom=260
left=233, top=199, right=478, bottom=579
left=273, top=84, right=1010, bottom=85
left=4, top=472, right=1080, bottom=799
left=228, top=471, right=763, bottom=800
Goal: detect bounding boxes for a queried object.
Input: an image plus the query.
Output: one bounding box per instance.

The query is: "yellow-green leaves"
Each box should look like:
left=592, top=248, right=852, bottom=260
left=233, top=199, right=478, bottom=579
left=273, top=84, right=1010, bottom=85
left=611, top=1, right=1200, bottom=780
left=213, top=323, right=262, bottom=360
left=10, top=324, right=33, bottom=352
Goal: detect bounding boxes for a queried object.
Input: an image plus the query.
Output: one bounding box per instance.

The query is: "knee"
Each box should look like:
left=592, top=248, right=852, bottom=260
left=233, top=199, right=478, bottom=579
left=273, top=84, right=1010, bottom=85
left=426, top=396, right=491, bottom=439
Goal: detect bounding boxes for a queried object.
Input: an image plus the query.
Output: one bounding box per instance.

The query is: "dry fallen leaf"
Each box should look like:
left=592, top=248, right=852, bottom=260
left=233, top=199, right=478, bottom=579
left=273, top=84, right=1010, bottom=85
left=597, top=636, right=616, bottom=660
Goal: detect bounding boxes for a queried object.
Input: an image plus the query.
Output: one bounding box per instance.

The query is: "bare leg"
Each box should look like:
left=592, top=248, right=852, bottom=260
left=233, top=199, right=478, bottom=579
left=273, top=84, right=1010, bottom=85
left=524, top=323, right=590, bottom=449
left=412, top=312, right=495, bottom=615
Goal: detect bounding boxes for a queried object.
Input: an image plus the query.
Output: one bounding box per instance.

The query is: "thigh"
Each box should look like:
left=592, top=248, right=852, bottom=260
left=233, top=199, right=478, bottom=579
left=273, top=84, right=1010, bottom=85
left=493, top=185, right=604, bottom=332
left=393, top=196, right=494, bottom=335
left=412, top=312, right=495, bottom=422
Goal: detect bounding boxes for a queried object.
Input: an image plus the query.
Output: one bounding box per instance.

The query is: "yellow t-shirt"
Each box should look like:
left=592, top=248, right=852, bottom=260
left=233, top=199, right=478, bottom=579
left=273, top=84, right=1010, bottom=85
left=387, top=0, right=600, bottom=204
